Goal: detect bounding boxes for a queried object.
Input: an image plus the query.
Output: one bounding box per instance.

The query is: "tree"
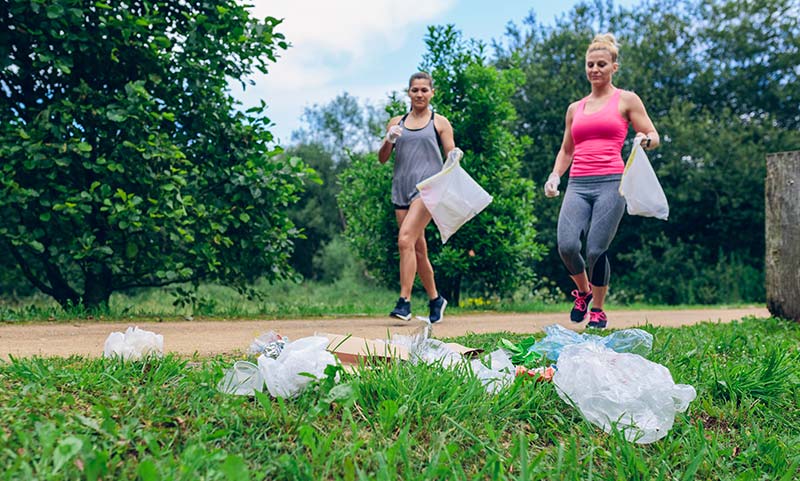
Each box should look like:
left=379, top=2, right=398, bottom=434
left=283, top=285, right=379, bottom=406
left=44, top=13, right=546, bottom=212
left=339, top=25, right=544, bottom=305
left=285, top=93, right=387, bottom=279
left=292, top=93, right=385, bottom=161
left=0, top=1, right=310, bottom=309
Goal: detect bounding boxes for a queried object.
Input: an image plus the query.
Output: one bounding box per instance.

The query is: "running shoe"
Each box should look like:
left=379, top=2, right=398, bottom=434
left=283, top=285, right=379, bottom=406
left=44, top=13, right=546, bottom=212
left=570, top=289, right=593, bottom=322
left=390, top=297, right=412, bottom=321
left=587, top=308, right=608, bottom=329
left=428, top=296, right=447, bottom=324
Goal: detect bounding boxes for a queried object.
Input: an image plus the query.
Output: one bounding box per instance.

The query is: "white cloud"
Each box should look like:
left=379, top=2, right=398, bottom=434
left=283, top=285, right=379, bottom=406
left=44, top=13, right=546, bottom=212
left=235, top=0, right=456, bottom=144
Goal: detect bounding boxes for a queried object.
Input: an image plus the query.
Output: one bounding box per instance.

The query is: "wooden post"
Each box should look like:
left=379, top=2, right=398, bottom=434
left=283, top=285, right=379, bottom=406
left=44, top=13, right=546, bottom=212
left=765, top=151, right=800, bottom=321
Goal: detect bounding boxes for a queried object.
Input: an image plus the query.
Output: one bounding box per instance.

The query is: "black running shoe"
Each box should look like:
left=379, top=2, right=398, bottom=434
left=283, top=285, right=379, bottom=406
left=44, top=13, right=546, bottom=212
left=570, top=289, right=593, bottom=322
left=428, top=296, right=447, bottom=324
left=390, top=297, right=412, bottom=321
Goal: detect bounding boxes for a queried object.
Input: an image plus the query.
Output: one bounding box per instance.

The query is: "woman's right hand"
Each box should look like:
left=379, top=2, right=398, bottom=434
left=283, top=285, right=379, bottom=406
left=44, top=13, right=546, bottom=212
left=544, top=172, right=561, bottom=197
left=385, top=125, right=403, bottom=143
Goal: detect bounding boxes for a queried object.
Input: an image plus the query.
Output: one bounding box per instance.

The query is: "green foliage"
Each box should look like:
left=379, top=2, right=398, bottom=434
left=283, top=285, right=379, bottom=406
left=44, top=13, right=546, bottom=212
left=0, top=0, right=309, bottom=309
left=1, top=318, right=799, bottom=479
left=494, top=0, right=800, bottom=303
left=337, top=151, right=399, bottom=288
left=340, top=25, right=545, bottom=304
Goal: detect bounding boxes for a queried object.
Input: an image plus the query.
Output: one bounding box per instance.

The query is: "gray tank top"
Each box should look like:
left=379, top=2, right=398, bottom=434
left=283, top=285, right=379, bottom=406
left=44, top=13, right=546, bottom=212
left=392, top=111, right=443, bottom=206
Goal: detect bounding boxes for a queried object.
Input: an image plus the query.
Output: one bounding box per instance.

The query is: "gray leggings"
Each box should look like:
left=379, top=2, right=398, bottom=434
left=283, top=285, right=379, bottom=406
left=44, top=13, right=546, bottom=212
left=557, top=174, right=626, bottom=287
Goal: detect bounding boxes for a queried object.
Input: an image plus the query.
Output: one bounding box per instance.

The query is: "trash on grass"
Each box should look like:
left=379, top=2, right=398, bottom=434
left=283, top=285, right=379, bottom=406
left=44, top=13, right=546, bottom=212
left=217, top=361, right=263, bottom=396
left=248, top=331, right=287, bottom=358
left=531, top=324, right=653, bottom=361
left=470, top=349, right=515, bottom=394
left=258, top=336, right=338, bottom=399
left=103, top=326, right=163, bottom=361
left=554, top=342, right=696, bottom=444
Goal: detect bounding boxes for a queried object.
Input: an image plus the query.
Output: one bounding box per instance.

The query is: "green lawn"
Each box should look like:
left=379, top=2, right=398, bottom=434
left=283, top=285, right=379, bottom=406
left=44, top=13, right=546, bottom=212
left=2, top=316, right=798, bottom=480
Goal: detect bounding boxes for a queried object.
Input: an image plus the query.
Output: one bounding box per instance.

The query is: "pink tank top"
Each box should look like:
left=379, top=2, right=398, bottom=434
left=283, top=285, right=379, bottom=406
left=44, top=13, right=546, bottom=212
left=570, top=89, right=628, bottom=177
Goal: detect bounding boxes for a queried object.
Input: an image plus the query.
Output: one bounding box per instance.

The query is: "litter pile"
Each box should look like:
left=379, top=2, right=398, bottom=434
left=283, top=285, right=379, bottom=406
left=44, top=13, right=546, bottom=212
left=103, top=322, right=696, bottom=444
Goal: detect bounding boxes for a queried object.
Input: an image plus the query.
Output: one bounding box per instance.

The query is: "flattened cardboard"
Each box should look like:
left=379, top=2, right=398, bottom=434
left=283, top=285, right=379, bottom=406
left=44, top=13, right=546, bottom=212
left=444, top=342, right=484, bottom=358
left=320, top=333, right=409, bottom=365
left=319, top=333, right=483, bottom=365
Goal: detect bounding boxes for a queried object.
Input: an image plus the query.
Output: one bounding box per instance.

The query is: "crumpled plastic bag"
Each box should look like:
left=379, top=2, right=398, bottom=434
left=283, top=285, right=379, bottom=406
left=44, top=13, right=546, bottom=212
left=103, top=326, right=163, bottom=361
left=389, top=328, right=513, bottom=393
left=553, top=342, right=696, bottom=443
left=217, top=361, right=263, bottom=396
left=531, top=324, right=653, bottom=361
left=257, top=336, right=338, bottom=399
left=248, top=331, right=287, bottom=358
left=470, top=349, right=515, bottom=394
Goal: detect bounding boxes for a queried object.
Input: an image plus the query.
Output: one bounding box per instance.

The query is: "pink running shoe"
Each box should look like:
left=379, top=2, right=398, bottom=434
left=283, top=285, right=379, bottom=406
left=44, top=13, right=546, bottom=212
left=587, top=308, right=607, bottom=329
left=570, top=289, right=593, bottom=322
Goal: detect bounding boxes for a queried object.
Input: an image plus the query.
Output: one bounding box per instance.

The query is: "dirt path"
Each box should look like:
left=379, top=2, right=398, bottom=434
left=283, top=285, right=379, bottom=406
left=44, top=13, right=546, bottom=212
left=0, top=307, right=768, bottom=359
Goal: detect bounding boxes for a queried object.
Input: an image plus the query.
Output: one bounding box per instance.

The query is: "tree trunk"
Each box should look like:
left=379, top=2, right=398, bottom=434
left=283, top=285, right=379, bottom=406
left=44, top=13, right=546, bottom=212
left=765, top=151, right=800, bottom=321
left=83, top=263, right=113, bottom=311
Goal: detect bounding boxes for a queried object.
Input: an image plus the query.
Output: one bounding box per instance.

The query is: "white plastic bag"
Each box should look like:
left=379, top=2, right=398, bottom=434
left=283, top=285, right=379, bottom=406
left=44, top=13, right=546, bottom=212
left=470, top=349, right=515, bottom=394
left=257, top=336, right=338, bottom=399
left=416, top=150, right=493, bottom=243
left=103, top=326, right=163, bottom=361
left=553, top=342, right=696, bottom=444
left=619, top=144, right=669, bottom=220
left=217, top=361, right=264, bottom=396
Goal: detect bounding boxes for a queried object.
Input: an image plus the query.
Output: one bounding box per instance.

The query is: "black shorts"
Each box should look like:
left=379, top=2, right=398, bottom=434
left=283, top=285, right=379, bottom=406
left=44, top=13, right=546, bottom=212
left=393, top=204, right=410, bottom=210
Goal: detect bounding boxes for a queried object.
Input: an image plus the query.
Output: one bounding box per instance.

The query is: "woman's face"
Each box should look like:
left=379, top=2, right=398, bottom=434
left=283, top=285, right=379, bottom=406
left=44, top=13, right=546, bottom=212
left=408, top=79, right=434, bottom=109
left=585, top=50, right=618, bottom=86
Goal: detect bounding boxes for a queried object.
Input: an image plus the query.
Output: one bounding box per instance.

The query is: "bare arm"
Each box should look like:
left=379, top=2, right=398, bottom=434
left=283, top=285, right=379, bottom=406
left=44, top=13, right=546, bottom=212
left=378, top=116, right=402, bottom=164
left=552, top=103, right=577, bottom=176
left=625, top=91, right=660, bottom=150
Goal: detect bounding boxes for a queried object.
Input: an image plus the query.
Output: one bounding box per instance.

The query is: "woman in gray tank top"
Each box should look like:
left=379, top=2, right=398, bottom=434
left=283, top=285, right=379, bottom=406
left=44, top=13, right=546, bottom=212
left=377, top=72, right=460, bottom=323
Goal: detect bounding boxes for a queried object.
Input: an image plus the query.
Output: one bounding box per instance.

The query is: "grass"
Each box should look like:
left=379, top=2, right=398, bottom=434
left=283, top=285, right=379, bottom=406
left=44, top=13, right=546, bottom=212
left=1, top=316, right=798, bottom=479
left=0, top=277, right=761, bottom=323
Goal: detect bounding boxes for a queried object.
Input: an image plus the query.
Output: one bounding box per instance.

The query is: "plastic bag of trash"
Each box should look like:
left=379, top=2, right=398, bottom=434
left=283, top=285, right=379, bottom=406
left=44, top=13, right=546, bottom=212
left=218, top=361, right=263, bottom=396
left=257, top=336, right=338, bottom=399
left=103, top=326, right=163, bottom=361
left=553, top=342, right=696, bottom=443
left=531, top=324, right=652, bottom=361
left=470, top=349, right=515, bottom=394
left=416, top=148, right=493, bottom=243
left=619, top=144, right=669, bottom=220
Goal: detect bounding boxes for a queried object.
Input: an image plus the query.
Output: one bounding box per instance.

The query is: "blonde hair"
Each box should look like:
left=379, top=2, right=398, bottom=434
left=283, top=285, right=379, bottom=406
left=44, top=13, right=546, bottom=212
left=586, top=33, right=619, bottom=62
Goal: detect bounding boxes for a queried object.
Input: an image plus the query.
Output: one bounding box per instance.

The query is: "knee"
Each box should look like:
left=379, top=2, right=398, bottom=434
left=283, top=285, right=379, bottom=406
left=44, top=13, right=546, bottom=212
left=398, top=232, right=416, bottom=252
left=558, top=240, right=581, bottom=260
left=586, top=249, right=607, bottom=268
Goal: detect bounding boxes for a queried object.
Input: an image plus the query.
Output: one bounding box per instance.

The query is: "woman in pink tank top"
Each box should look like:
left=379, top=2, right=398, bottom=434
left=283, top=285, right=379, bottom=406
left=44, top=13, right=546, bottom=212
left=543, top=33, right=661, bottom=329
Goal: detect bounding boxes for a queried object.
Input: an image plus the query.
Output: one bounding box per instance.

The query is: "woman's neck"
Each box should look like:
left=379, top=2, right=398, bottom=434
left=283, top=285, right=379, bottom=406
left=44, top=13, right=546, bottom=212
left=409, top=106, right=429, bottom=118
left=590, top=83, right=616, bottom=98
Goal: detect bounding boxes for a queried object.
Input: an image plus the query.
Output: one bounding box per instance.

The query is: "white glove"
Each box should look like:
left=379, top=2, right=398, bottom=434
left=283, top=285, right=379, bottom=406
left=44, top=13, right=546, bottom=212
left=385, top=125, right=402, bottom=144
left=634, top=133, right=651, bottom=149
left=446, top=147, right=463, bottom=163
left=544, top=172, right=560, bottom=198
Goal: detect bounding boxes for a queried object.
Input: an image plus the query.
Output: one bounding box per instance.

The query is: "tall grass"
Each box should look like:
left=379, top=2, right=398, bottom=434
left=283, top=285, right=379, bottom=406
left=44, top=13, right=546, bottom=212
left=1, top=317, right=798, bottom=479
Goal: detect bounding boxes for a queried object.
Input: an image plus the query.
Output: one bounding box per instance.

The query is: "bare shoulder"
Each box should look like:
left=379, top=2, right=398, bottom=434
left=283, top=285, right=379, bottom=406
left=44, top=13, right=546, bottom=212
left=566, top=101, right=581, bottom=119
left=387, top=115, right=403, bottom=127
left=619, top=89, right=645, bottom=108
left=433, top=113, right=453, bottom=131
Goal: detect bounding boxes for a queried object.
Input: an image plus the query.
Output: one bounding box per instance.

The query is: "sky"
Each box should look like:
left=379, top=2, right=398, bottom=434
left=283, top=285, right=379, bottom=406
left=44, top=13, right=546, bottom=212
left=238, top=0, right=636, bottom=145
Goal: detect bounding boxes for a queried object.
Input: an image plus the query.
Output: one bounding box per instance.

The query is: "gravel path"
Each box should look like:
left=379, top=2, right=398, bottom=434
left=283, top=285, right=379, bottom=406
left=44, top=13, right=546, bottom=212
left=0, top=306, right=769, bottom=358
